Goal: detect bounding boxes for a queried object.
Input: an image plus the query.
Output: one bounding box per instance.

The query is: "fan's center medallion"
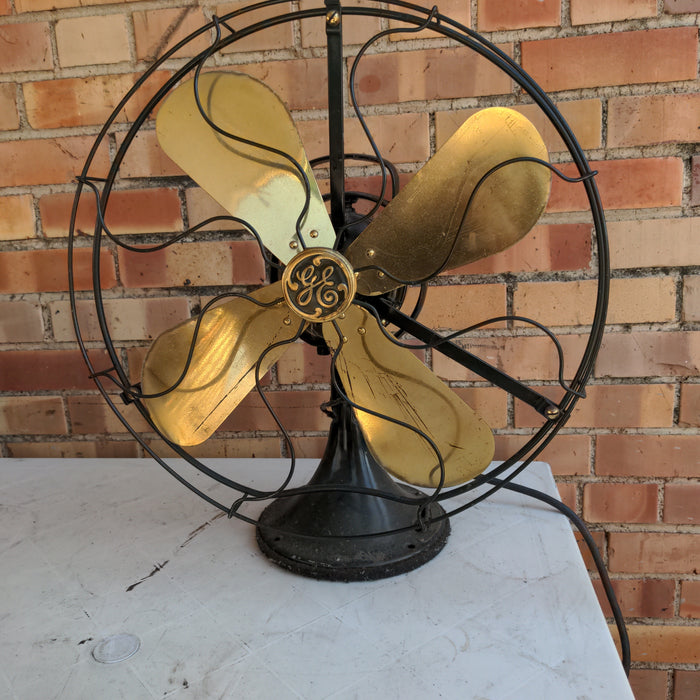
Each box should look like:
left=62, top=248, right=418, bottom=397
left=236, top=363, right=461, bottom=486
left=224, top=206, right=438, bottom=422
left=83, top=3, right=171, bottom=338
left=283, top=248, right=356, bottom=322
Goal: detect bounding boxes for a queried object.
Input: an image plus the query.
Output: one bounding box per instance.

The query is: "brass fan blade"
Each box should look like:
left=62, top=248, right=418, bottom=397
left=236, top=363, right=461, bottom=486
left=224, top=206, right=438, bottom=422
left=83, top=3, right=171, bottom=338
left=156, top=72, right=335, bottom=263
left=141, top=282, right=303, bottom=446
left=345, top=108, right=551, bottom=295
left=323, top=305, right=494, bottom=487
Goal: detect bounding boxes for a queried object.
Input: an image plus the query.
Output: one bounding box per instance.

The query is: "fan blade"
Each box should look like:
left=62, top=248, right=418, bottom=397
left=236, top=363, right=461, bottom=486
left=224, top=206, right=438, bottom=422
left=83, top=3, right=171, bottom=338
left=344, top=107, right=551, bottom=295
left=141, top=282, right=303, bottom=446
left=156, top=72, right=336, bottom=263
left=323, top=305, right=494, bottom=487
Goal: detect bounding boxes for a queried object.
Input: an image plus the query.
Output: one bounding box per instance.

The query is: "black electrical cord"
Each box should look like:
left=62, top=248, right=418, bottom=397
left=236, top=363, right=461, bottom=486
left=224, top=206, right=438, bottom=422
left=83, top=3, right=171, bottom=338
left=490, top=477, right=631, bottom=677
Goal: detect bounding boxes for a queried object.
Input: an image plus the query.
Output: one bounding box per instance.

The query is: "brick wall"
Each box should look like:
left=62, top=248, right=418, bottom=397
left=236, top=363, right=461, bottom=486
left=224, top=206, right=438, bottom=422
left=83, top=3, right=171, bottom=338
left=0, top=1, right=698, bottom=696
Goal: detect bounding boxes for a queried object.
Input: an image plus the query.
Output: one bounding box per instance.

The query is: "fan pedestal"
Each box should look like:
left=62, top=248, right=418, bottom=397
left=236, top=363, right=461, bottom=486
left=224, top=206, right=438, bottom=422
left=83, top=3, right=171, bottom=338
left=256, top=401, right=450, bottom=581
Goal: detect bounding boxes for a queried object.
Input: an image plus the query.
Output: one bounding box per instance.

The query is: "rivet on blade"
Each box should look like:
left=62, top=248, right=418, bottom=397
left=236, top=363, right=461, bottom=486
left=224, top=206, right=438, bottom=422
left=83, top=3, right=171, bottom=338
left=289, top=240, right=298, bottom=249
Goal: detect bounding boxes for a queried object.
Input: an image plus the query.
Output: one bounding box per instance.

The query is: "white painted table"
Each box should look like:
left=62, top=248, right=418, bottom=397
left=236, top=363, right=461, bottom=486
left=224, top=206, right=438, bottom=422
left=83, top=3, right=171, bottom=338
left=0, top=458, right=633, bottom=699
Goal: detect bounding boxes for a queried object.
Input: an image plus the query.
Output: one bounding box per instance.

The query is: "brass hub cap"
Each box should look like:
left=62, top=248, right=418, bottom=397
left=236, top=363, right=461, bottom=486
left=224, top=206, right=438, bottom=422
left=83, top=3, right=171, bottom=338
left=282, top=248, right=356, bottom=322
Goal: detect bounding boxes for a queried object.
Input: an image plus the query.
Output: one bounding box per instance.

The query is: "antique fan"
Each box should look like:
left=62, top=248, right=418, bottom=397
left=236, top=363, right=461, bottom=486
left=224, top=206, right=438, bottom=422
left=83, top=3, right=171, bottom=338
left=69, top=1, right=609, bottom=585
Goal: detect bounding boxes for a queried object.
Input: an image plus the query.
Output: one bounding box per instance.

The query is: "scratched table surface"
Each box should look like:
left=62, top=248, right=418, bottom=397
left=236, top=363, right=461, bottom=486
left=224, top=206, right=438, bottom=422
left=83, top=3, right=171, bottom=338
left=0, top=458, right=632, bottom=699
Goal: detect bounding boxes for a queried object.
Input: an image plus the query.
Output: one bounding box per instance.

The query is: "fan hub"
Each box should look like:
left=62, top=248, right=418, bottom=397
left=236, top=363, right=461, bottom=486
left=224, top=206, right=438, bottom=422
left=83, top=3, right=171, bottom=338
left=282, top=247, right=357, bottom=322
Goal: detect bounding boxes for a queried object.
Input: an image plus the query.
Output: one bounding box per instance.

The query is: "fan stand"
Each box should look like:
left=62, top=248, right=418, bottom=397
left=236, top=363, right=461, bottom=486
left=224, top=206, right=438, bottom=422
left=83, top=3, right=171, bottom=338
left=256, top=391, right=450, bottom=581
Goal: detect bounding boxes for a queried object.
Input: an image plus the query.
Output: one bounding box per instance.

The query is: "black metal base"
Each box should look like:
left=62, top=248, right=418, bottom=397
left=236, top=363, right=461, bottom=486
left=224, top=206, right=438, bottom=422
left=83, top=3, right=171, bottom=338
left=256, top=400, right=450, bottom=582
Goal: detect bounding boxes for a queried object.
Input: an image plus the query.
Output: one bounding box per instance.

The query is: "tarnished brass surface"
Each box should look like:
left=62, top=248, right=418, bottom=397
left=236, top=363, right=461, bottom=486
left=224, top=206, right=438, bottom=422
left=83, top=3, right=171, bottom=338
left=345, top=108, right=551, bottom=295
left=323, top=305, right=494, bottom=487
left=283, top=248, right=356, bottom=322
left=141, top=283, right=303, bottom=445
left=156, top=72, right=336, bottom=264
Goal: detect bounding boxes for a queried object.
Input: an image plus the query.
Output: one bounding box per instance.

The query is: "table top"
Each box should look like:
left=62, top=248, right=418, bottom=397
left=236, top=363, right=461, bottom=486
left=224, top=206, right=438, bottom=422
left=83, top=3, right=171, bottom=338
left=0, top=457, right=633, bottom=699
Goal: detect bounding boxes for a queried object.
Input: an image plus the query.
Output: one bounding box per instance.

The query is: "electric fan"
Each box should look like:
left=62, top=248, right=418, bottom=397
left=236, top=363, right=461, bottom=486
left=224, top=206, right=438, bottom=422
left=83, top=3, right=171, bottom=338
left=69, top=0, right=609, bottom=582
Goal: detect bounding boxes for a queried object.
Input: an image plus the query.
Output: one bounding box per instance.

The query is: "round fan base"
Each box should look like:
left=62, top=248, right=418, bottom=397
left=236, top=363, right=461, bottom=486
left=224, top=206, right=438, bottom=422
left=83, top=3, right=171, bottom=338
left=256, top=489, right=450, bottom=581
left=255, top=399, right=451, bottom=582
left=256, top=494, right=450, bottom=582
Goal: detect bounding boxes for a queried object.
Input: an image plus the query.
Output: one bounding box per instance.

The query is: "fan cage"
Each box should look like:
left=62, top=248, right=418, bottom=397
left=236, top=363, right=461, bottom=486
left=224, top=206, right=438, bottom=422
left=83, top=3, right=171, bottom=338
left=68, top=0, right=610, bottom=533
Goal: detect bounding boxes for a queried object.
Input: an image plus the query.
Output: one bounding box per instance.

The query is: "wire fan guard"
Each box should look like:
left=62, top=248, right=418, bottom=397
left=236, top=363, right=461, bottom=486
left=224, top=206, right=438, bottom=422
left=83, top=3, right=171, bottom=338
left=69, top=0, right=609, bottom=581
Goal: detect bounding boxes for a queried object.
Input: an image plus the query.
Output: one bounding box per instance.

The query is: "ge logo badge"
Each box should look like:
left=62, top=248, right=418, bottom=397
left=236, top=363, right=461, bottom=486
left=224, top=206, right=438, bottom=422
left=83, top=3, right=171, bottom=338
left=282, top=248, right=357, bottom=322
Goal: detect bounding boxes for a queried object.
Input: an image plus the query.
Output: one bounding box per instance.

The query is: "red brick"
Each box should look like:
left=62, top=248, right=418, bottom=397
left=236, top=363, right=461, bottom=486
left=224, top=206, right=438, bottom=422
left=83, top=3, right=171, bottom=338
left=6, top=440, right=139, bottom=458
left=596, top=434, right=700, bottom=478
left=548, top=158, right=683, bottom=212
left=452, top=223, right=592, bottom=275
left=297, top=113, right=430, bottom=165
left=238, top=57, right=330, bottom=111
left=685, top=276, right=700, bottom=322
left=453, top=387, right=508, bottom=429
left=596, top=331, right=700, bottom=379
left=515, top=384, right=675, bottom=429
left=184, top=188, right=233, bottom=231
left=692, top=155, right=700, bottom=206
left=571, top=0, right=657, bottom=24
left=419, top=284, right=506, bottom=331
left=40, top=188, right=183, bottom=238
left=665, top=482, right=700, bottom=525
left=675, top=670, right=700, bottom=700
left=0, top=396, right=66, bottom=435
left=621, top=625, right=700, bottom=664
left=0, top=349, right=109, bottom=391
left=15, top=0, right=141, bottom=8
left=276, top=342, right=332, bottom=385
left=628, top=669, right=669, bottom=700
left=666, top=0, right=700, bottom=12
left=24, top=71, right=171, bottom=129
left=52, top=296, right=191, bottom=342
left=352, top=45, right=513, bottom=106
left=583, top=482, right=658, bottom=523
left=608, top=94, right=700, bottom=148
left=0, top=0, right=9, bottom=14
left=56, top=14, right=130, bottom=67
left=679, top=384, right=700, bottom=428
left=608, top=217, right=700, bottom=269
left=220, top=389, right=331, bottom=433
left=0, top=301, right=44, bottom=343
left=301, top=0, right=381, bottom=47
left=478, top=0, right=560, bottom=31
left=67, top=395, right=150, bottom=435
left=116, top=130, right=184, bottom=179
left=0, top=136, right=110, bottom=188
left=217, top=1, right=294, bottom=54
left=522, top=28, right=697, bottom=92
left=0, top=83, right=18, bottom=130
left=328, top=173, right=413, bottom=205
left=575, top=529, right=606, bottom=572
left=593, top=578, right=674, bottom=619
left=514, top=277, right=676, bottom=327
left=680, top=580, right=700, bottom=618
left=118, top=240, right=264, bottom=288
left=609, top=532, right=700, bottom=574
left=0, top=21, right=52, bottom=71
left=292, top=436, right=329, bottom=458
left=0, top=195, right=35, bottom=241
left=0, top=248, right=116, bottom=294
left=493, top=434, right=591, bottom=475
left=133, top=6, right=210, bottom=61
left=555, top=481, right=576, bottom=511
left=435, top=99, right=602, bottom=154
left=433, top=334, right=587, bottom=383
